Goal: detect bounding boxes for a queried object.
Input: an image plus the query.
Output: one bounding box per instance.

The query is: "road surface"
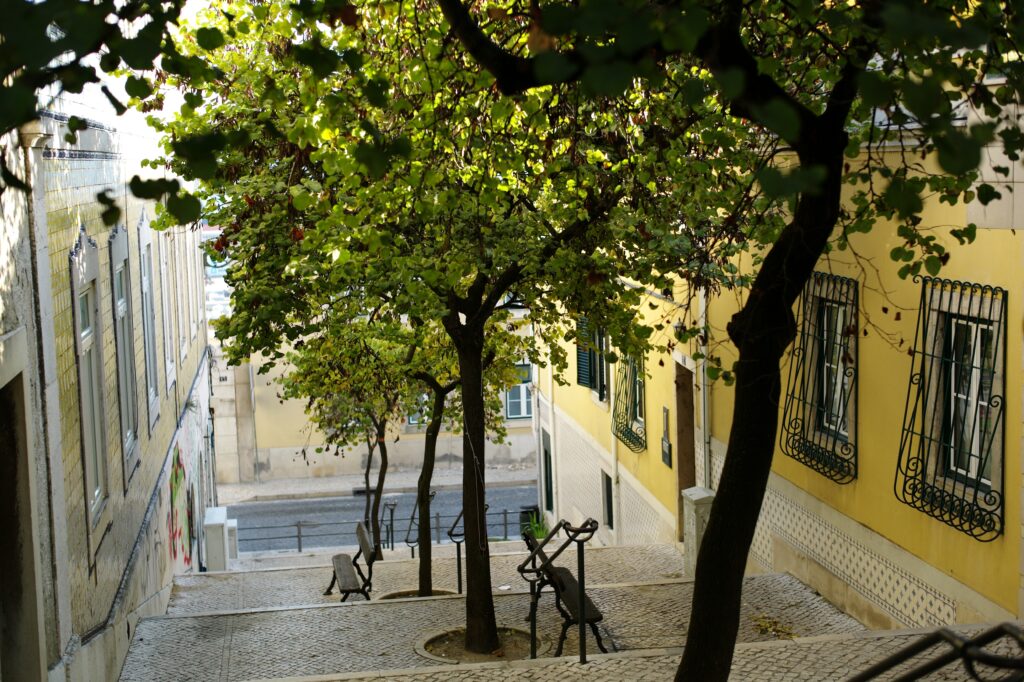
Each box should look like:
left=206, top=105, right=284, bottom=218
left=228, top=485, right=539, bottom=552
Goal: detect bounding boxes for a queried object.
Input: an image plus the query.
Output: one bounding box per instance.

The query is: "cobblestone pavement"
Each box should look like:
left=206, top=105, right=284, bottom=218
left=122, top=573, right=861, bottom=681
left=278, top=625, right=1017, bottom=681
left=169, top=544, right=687, bottom=615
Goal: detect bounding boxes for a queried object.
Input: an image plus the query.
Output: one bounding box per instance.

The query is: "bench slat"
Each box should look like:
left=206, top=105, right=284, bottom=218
left=551, top=567, right=602, bottom=623
left=330, top=554, right=362, bottom=591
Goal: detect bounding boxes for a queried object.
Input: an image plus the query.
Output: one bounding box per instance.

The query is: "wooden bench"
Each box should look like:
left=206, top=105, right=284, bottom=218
left=523, top=531, right=608, bottom=656
left=323, top=522, right=375, bottom=602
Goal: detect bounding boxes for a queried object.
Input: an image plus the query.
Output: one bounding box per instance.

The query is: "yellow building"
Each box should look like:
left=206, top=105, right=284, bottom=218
left=0, top=81, right=214, bottom=680
left=536, top=149, right=1023, bottom=629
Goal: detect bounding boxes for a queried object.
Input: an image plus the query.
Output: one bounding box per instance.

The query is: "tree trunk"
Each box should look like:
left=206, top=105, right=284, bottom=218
left=676, top=135, right=846, bottom=681
left=417, top=390, right=446, bottom=596
left=371, top=422, right=388, bottom=558
left=446, top=319, right=499, bottom=653
left=362, top=436, right=377, bottom=534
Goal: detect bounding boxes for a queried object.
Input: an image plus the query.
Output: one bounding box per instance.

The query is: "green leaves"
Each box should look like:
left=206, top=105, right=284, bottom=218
left=883, top=177, right=923, bottom=220
left=166, top=191, right=202, bottom=223
left=196, top=27, right=226, bottom=50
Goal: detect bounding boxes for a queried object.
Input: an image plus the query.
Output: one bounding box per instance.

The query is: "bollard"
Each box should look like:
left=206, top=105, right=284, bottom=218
left=682, top=487, right=715, bottom=580
left=503, top=509, right=509, bottom=540
left=435, top=513, right=441, bottom=544
left=296, top=522, right=303, bottom=553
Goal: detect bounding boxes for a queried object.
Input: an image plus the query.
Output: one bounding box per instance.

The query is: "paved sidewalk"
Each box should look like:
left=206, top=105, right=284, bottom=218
left=240, top=625, right=1015, bottom=681
left=121, top=572, right=862, bottom=681
left=217, top=464, right=537, bottom=505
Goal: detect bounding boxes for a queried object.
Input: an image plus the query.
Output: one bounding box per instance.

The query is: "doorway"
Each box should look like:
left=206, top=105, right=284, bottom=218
left=674, top=363, right=696, bottom=541
left=0, top=371, right=45, bottom=679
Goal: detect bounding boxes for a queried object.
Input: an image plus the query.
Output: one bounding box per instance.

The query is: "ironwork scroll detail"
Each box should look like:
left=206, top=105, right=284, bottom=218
left=780, top=272, right=858, bottom=483
left=895, top=277, right=1007, bottom=542
left=612, top=357, right=646, bottom=452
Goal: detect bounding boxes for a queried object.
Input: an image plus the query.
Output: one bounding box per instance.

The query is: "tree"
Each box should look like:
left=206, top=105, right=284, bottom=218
left=283, top=316, right=419, bottom=555
left=431, top=0, right=1024, bottom=678
left=157, top=0, right=755, bottom=652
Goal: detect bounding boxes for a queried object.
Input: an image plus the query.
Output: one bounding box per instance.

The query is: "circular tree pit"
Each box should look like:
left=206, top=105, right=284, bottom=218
left=417, top=627, right=548, bottom=663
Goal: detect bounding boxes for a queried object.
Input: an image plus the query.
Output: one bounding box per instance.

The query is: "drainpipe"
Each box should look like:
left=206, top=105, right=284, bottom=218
left=608, top=359, right=620, bottom=544
left=699, top=288, right=712, bottom=489
left=547, top=354, right=558, bottom=521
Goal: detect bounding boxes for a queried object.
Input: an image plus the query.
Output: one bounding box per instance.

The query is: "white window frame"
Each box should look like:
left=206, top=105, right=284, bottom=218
left=110, top=225, right=140, bottom=483
left=138, top=213, right=160, bottom=430
left=159, top=232, right=176, bottom=393
left=506, top=363, right=533, bottom=419
left=945, top=316, right=996, bottom=485
left=177, top=234, right=188, bottom=361
left=632, top=361, right=645, bottom=425
left=188, top=230, right=198, bottom=341
left=70, top=227, right=108, bottom=523
left=817, top=299, right=851, bottom=438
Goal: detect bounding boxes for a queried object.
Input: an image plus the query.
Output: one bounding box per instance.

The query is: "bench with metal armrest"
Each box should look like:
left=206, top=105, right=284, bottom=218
left=323, top=521, right=376, bottom=602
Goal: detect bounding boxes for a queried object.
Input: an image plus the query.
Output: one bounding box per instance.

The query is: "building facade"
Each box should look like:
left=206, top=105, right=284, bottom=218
left=536, top=148, right=1024, bottom=630
left=0, top=81, right=213, bottom=681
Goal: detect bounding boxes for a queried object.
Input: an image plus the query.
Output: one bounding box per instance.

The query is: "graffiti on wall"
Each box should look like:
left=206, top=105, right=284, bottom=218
left=168, top=445, right=193, bottom=566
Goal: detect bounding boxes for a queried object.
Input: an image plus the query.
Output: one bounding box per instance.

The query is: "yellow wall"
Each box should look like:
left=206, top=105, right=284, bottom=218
left=700, top=199, right=1022, bottom=613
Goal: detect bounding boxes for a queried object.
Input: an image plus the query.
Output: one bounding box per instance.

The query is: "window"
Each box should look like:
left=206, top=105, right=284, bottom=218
left=159, top=233, right=176, bottom=393
left=612, top=356, right=646, bottom=452
left=138, top=214, right=160, bottom=429
left=176, top=236, right=188, bottom=360
left=602, top=471, right=614, bottom=529
left=895, top=277, right=1007, bottom=541
left=576, top=318, right=608, bottom=401
left=70, top=227, right=108, bottom=521
left=506, top=364, right=532, bottom=419
left=780, top=272, right=858, bottom=483
left=110, top=226, right=140, bottom=481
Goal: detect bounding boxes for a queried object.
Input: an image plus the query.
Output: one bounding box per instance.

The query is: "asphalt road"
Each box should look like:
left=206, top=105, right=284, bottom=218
left=228, top=485, right=539, bottom=552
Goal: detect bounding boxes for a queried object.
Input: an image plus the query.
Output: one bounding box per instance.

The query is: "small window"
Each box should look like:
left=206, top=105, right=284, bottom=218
left=780, top=272, right=858, bottom=483
left=576, top=318, right=608, bottom=401
left=612, top=356, right=646, bottom=452
left=70, top=227, right=108, bottom=522
left=602, top=471, right=614, bottom=529
left=895, top=277, right=1007, bottom=541
left=110, top=225, right=140, bottom=482
left=506, top=364, right=532, bottom=419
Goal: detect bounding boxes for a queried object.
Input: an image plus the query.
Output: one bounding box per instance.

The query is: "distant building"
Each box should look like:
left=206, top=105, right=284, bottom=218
left=0, top=82, right=213, bottom=680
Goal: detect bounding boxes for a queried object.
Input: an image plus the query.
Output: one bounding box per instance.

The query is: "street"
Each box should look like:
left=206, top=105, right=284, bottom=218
left=228, top=485, right=539, bottom=552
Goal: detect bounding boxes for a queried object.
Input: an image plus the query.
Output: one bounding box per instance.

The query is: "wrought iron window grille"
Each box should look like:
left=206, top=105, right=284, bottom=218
left=780, top=272, right=858, bottom=483
left=613, top=357, right=646, bottom=452
left=895, top=277, right=1007, bottom=542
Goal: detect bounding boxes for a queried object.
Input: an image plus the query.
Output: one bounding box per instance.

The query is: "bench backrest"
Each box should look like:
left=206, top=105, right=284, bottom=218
left=356, top=521, right=376, bottom=566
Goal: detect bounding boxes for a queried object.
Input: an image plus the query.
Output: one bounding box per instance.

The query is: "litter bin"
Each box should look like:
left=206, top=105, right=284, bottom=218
left=519, top=504, right=541, bottom=534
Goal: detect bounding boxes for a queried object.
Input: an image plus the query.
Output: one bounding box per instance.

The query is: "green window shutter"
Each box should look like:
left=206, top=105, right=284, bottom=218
left=576, top=317, right=593, bottom=388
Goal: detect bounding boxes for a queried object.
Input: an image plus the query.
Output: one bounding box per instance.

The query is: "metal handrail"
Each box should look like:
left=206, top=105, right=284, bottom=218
left=849, top=622, right=1024, bottom=681
left=404, top=489, right=436, bottom=552
left=445, top=505, right=488, bottom=594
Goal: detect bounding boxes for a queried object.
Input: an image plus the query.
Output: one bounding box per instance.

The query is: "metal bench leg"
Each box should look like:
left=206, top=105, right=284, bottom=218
left=555, top=619, right=572, bottom=657
left=323, top=573, right=337, bottom=596
left=589, top=623, right=609, bottom=654
left=339, top=592, right=350, bottom=603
